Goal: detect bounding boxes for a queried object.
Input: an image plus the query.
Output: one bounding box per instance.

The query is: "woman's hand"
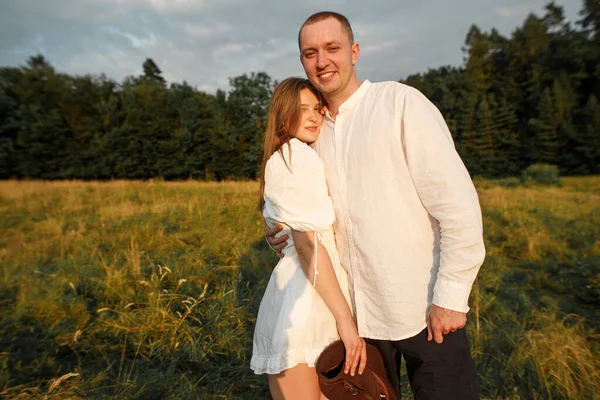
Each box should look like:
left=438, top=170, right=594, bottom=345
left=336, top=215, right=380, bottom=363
left=336, top=316, right=367, bottom=376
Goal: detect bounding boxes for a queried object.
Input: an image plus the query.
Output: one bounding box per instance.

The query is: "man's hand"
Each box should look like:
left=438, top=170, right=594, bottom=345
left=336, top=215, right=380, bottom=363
left=264, top=222, right=288, bottom=258
left=427, top=304, right=466, bottom=344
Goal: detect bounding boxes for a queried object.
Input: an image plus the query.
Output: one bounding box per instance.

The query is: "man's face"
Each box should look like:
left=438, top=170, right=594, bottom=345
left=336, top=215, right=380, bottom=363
left=299, top=18, right=359, bottom=99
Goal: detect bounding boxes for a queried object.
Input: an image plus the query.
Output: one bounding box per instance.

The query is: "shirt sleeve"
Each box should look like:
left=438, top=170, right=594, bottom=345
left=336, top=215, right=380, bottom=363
left=399, top=87, right=486, bottom=313
left=264, top=140, right=335, bottom=232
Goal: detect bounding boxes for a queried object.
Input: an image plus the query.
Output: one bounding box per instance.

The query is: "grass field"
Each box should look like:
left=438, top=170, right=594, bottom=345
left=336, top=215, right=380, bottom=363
left=0, top=177, right=598, bottom=399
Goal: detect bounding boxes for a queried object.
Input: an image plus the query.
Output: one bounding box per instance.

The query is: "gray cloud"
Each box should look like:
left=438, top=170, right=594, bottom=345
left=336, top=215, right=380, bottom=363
left=0, top=0, right=583, bottom=93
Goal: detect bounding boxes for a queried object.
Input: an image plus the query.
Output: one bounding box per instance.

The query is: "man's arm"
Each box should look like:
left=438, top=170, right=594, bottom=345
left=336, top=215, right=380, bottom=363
left=265, top=222, right=288, bottom=258
left=399, top=86, right=486, bottom=343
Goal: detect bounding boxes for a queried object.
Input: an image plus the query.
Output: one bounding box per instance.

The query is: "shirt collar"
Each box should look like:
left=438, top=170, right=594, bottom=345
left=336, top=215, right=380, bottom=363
left=324, top=80, right=371, bottom=121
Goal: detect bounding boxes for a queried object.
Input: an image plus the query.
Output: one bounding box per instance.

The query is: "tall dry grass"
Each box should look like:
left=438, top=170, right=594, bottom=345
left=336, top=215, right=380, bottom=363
left=0, top=177, right=598, bottom=399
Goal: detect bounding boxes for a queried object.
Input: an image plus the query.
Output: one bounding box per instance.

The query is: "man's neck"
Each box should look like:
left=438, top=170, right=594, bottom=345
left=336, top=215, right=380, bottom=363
left=326, top=79, right=362, bottom=119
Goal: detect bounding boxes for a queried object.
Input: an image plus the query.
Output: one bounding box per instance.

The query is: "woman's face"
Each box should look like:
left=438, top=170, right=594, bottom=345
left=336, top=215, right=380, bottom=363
left=294, top=88, right=323, bottom=144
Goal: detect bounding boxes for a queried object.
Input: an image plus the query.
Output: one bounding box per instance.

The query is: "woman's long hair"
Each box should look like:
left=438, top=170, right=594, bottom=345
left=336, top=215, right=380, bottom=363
left=258, top=77, right=325, bottom=210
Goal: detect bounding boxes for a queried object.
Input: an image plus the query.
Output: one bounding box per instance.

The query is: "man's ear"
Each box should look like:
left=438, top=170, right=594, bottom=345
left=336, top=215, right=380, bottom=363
left=351, top=43, right=360, bottom=66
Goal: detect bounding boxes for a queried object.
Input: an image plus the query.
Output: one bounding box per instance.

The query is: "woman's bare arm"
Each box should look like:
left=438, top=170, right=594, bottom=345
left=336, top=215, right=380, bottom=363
left=292, top=230, right=367, bottom=376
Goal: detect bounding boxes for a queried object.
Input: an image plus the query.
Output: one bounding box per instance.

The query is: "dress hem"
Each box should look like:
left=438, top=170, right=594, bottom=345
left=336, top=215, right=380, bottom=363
left=250, top=347, right=330, bottom=375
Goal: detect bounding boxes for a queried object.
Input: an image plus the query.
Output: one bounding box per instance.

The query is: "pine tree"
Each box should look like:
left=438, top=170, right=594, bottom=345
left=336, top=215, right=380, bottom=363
left=142, top=58, right=166, bottom=86
left=213, top=72, right=274, bottom=180
left=12, top=56, right=71, bottom=178
left=464, top=25, right=494, bottom=98
left=493, top=99, right=521, bottom=175
left=455, top=89, right=481, bottom=174
left=0, top=74, right=19, bottom=178
left=475, top=96, right=496, bottom=175
left=572, top=94, right=600, bottom=173
left=528, top=87, right=560, bottom=164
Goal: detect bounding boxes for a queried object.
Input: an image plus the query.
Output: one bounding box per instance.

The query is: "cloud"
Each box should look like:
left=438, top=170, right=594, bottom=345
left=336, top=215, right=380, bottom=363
left=212, top=43, right=255, bottom=58
left=184, top=22, right=233, bottom=39
left=102, top=26, right=158, bottom=50
left=87, top=0, right=207, bottom=14
left=0, top=0, right=584, bottom=93
left=493, top=2, right=537, bottom=18
left=360, top=40, right=398, bottom=55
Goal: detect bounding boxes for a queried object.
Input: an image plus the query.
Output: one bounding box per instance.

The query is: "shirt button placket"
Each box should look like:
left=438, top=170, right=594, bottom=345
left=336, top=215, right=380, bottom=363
left=336, top=114, right=361, bottom=332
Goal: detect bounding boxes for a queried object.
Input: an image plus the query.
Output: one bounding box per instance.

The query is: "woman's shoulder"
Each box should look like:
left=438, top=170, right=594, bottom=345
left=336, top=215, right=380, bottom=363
left=267, top=138, right=322, bottom=170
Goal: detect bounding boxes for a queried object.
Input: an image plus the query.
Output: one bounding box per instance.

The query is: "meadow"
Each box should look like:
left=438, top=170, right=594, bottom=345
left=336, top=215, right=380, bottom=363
left=0, top=178, right=598, bottom=399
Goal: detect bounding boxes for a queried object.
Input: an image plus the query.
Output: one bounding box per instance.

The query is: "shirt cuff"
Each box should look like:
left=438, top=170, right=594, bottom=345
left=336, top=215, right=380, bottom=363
left=432, top=278, right=472, bottom=313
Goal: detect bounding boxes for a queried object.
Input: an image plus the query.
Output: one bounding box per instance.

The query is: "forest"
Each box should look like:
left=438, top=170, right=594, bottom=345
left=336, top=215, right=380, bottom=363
left=0, top=1, right=598, bottom=181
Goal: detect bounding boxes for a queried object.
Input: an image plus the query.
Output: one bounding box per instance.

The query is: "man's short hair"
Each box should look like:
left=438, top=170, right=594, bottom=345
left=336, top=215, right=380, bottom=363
left=298, top=11, right=354, bottom=49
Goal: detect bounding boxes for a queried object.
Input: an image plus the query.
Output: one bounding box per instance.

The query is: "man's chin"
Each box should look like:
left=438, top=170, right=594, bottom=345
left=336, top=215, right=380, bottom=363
left=315, top=82, right=338, bottom=96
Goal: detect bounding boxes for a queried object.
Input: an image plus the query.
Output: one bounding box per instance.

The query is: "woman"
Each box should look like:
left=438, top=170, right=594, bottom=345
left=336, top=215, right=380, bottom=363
left=250, top=78, right=365, bottom=399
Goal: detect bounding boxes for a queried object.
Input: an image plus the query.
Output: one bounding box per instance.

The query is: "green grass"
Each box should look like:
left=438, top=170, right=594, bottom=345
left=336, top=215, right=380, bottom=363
left=0, top=177, right=598, bottom=399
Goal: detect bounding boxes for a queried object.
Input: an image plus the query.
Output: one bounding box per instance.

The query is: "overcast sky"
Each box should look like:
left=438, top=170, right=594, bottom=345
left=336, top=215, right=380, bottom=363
left=0, top=0, right=583, bottom=93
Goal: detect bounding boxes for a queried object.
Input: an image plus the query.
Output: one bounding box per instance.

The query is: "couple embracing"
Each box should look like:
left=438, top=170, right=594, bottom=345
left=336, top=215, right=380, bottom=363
left=250, top=11, right=485, bottom=400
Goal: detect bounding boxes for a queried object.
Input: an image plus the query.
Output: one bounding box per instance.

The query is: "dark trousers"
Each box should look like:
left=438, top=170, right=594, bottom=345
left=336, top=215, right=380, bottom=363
left=367, top=328, right=479, bottom=400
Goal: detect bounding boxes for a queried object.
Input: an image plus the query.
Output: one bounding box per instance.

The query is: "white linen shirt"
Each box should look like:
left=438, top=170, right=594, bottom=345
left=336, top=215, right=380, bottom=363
left=313, top=80, right=486, bottom=341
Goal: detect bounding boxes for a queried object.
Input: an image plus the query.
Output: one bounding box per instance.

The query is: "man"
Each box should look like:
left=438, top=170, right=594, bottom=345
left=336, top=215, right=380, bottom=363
left=267, top=11, right=485, bottom=399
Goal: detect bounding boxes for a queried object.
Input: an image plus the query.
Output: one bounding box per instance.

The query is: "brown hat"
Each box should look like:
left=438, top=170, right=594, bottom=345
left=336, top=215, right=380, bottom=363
left=316, top=340, right=398, bottom=400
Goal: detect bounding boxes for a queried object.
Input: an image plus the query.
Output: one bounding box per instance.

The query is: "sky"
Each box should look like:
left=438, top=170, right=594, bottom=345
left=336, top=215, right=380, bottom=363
left=0, top=0, right=583, bottom=94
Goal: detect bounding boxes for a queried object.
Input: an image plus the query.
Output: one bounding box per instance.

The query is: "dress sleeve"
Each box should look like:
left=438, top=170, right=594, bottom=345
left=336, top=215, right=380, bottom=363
left=264, top=141, right=335, bottom=232
left=263, top=140, right=335, bottom=287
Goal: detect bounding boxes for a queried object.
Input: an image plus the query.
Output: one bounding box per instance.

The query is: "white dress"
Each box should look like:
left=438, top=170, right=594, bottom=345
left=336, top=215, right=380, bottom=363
left=250, top=138, right=350, bottom=375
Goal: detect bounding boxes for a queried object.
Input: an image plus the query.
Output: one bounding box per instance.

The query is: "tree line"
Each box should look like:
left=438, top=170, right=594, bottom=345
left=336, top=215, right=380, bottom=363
left=0, top=1, right=598, bottom=180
